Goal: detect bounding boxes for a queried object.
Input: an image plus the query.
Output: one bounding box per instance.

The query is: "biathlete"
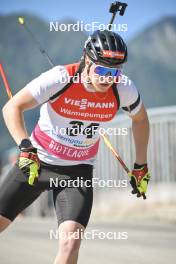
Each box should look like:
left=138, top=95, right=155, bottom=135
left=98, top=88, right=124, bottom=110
left=0, top=29, right=150, bottom=264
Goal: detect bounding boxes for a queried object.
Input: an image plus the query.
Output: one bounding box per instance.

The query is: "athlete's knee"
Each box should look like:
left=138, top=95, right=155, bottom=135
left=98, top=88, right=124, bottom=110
left=0, top=215, right=11, bottom=232
left=59, top=235, right=81, bottom=257
left=58, top=221, right=83, bottom=257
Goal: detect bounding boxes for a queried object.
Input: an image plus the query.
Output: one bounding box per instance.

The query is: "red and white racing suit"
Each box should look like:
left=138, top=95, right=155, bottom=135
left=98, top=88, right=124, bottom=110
left=25, top=63, right=142, bottom=166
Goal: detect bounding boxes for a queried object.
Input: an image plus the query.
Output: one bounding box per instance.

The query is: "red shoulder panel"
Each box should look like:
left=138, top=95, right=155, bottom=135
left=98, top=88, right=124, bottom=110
left=64, top=62, right=80, bottom=77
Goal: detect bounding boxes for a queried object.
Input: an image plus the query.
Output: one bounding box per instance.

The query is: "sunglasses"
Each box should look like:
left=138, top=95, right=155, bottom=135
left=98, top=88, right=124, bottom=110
left=94, top=64, right=122, bottom=77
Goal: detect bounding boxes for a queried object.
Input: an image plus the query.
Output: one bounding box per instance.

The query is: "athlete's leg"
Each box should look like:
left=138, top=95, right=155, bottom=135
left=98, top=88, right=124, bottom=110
left=53, top=220, right=84, bottom=264
left=52, top=164, right=93, bottom=264
left=0, top=215, right=11, bottom=232
left=0, top=164, right=44, bottom=232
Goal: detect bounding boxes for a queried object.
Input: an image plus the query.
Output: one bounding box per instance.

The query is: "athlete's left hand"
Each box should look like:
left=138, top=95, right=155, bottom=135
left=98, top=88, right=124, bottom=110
left=129, top=164, right=150, bottom=199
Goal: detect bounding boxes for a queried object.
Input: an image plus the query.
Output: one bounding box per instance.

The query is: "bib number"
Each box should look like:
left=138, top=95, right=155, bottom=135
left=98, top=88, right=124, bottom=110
left=66, top=121, right=99, bottom=139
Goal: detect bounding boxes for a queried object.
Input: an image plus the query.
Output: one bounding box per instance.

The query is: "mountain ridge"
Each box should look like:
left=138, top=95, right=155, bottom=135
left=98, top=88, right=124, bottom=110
left=0, top=13, right=175, bottom=153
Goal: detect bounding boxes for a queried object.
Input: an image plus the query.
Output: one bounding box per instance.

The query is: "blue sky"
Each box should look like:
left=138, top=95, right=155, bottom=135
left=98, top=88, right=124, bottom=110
left=1, top=0, right=176, bottom=39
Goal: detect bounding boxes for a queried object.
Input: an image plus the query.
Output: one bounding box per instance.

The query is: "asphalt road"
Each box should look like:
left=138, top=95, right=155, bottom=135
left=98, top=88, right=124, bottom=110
left=0, top=217, right=176, bottom=264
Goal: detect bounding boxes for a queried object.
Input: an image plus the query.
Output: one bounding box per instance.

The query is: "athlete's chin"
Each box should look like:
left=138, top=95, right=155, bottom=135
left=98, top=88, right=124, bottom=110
left=93, top=83, right=111, bottom=92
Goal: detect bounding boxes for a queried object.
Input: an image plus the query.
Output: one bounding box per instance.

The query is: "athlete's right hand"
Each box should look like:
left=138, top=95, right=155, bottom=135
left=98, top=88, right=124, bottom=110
left=18, top=139, right=40, bottom=185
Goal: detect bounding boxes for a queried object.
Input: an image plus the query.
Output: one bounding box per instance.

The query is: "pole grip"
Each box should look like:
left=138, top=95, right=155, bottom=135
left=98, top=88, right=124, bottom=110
left=108, top=1, right=128, bottom=30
